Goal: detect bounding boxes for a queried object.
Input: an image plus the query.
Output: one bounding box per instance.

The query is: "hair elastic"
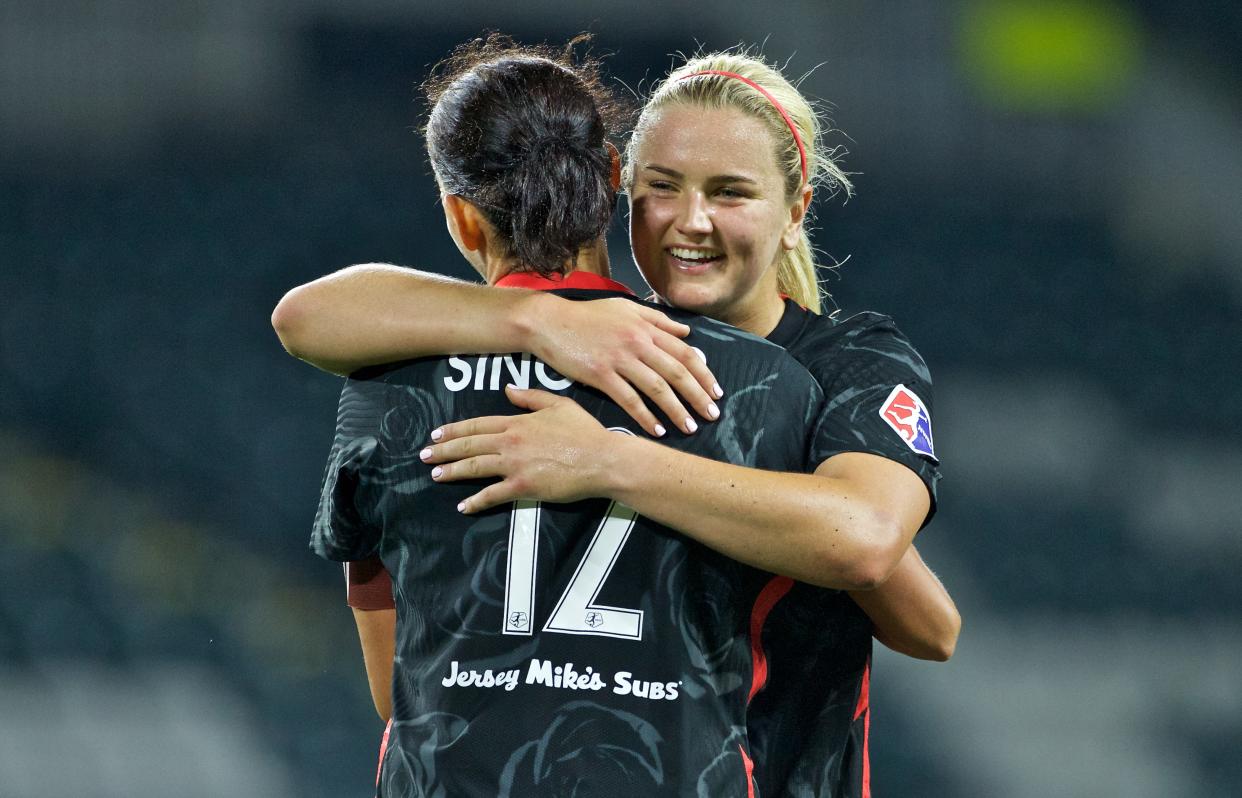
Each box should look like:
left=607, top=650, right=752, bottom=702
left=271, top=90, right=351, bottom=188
left=677, top=69, right=808, bottom=185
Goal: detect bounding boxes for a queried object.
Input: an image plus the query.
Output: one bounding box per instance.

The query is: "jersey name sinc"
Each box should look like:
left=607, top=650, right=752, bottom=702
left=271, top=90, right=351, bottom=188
left=443, top=354, right=573, bottom=393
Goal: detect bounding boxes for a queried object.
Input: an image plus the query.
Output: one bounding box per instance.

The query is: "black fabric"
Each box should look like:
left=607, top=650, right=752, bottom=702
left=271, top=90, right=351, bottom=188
left=749, top=299, right=943, bottom=798
left=314, top=292, right=825, bottom=797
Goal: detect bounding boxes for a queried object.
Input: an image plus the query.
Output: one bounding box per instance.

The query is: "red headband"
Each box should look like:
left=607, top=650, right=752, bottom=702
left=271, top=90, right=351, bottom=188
left=677, top=69, right=808, bottom=185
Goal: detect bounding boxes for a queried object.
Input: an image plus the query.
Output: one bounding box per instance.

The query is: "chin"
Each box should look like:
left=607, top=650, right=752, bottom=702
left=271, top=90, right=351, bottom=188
left=663, top=285, right=725, bottom=317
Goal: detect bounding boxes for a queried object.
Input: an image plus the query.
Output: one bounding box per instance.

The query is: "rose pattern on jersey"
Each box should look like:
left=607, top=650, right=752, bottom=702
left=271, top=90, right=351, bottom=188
left=381, top=711, right=468, bottom=798
left=695, top=726, right=755, bottom=798
left=498, top=700, right=664, bottom=796
left=377, top=384, right=444, bottom=478
left=710, top=372, right=783, bottom=466
left=655, top=543, right=747, bottom=699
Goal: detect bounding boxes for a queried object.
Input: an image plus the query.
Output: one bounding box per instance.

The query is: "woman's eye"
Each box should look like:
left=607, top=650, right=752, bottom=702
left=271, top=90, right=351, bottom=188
left=648, top=180, right=676, bottom=191
left=716, top=187, right=747, bottom=199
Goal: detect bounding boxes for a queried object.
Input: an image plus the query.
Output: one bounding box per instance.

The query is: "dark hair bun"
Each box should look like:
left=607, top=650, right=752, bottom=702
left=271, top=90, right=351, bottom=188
left=424, top=34, right=630, bottom=276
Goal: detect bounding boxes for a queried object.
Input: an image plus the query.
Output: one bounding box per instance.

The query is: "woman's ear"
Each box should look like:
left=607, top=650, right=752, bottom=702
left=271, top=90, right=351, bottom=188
left=781, top=184, right=814, bottom=250
left=607, top=142, right=622, bottom=192
left=443, top=194, right=486, bottom=253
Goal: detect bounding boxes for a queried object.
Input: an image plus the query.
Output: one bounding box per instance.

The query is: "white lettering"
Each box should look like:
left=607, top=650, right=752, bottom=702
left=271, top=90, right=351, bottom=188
left=472, top=356, right=488, bottom=390
left=534, top=360, right=572, bottom=390
left=442, top=659, right=675, bottom=699
left=613, top=672, right=681, bottom=701
left=440, top=660, right=521, bottom=692
left=444, top=357, right=472, bottom=391
left=441, top=353, right=574, bottom=393
left=504, top=353, right=531, bottom=389
left=526, top=658, right=554, bottom=687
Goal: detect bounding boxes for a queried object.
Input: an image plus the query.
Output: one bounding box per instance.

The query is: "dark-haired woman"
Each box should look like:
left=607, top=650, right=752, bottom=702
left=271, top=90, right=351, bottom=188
left=302, top=38, right=855, bottom=797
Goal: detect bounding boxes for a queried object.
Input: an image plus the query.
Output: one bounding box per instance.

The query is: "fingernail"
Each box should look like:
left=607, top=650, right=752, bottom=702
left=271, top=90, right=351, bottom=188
left=654, top=424, right=666, bottom=437
left=685, top=418, right=698, bottom=434
left=457, top=501, right=467, bottom=513
left=713, top=383, right=723, bottom=398
left=707, top=402, right=720, bottom=420
left=420, top=447, right=433, bottom=461
left=431, top=466, right=443, bottom=478
left=431, top=428, right=443, bottom=441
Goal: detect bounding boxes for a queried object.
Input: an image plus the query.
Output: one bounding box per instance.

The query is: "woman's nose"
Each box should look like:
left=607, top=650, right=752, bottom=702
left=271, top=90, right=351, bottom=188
left=674, top=191, right=713, bottom=236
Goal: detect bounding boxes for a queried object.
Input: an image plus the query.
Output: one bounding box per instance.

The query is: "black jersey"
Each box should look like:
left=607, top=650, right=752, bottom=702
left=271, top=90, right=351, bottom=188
left=748, top=299, right=942, bottom=798
left=312, top=289, right=825, bottom=798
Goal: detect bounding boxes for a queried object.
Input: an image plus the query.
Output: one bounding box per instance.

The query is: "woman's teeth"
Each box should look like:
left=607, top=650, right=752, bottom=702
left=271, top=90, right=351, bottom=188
left=669, top=247, right=723, bottom=262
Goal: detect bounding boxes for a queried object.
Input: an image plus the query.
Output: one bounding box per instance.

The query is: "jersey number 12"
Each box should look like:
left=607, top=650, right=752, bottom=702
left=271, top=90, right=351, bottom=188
left=503, top=499, right=644, bottom=641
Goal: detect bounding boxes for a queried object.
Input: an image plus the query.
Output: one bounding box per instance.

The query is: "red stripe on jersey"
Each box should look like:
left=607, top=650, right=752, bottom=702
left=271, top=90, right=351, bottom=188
left=495, top=270, right=634, bottom=293
left=862, top=703, right=872, bottom=798
left=739, top=744, right=757, bottom=798
left=747, top=575, right=794, bottom=702
left=853, top=658, right=870, bottom=720
left=854, top=659, right=872, bottom=798
left=376, top=718, right=392, bottom=787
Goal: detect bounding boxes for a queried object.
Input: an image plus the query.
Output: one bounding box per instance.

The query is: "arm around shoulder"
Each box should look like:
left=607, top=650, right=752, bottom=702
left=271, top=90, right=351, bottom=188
left=271, top=263, right=545, bottom=375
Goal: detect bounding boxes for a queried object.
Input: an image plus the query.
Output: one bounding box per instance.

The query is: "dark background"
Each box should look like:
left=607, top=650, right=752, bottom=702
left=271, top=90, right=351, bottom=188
left=3, top=2, right=1240, bottom=796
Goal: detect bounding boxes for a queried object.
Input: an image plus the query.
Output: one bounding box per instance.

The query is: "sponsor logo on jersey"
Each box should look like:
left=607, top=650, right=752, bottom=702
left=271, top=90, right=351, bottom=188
left=440, top=658, right=681, bottom=701
left=878, top=384, right=937, bottom=461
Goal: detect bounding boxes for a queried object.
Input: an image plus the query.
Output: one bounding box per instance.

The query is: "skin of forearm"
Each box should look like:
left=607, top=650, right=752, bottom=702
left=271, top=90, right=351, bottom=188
left=271, top=264, right=548, bottom=375
left=352, top=607, right=396, bottom=721
left=599, top=436, right=913, bottom=590
left=849, top=547, right=959, bottom=661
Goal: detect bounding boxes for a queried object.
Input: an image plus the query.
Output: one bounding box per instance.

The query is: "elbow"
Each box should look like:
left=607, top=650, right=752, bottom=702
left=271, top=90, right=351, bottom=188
left=836, top=561, right=887, bottom=592
left=912, top=604, right=962, bottom=662
left=925, top=614, right=960, bottom=662
left=879, top=612, right=960, bottom=663
left=271, top=286, right=312, bottom=358
left=819, top=511, right=908, bottom=591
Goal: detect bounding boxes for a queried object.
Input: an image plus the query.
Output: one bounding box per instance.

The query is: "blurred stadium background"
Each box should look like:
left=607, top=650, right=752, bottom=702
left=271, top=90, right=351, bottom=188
left=2, top=1, right=1240, bottom=796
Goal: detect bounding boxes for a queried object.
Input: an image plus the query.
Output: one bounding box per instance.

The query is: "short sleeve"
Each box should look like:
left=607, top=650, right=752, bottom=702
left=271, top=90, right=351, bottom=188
left=311, top=378, right=386, bottom=561
left=346, top=557, right=396, bottom=610
left=806, top=318, right=941, bottom=523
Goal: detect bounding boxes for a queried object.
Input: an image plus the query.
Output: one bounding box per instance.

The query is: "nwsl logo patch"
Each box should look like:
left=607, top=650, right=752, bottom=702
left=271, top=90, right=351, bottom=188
left=878, top=385, right=937, bottom=462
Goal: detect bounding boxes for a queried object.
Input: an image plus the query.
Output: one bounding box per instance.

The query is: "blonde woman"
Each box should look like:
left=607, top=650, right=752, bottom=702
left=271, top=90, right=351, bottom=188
left=276, top=49, right=958, bottom=798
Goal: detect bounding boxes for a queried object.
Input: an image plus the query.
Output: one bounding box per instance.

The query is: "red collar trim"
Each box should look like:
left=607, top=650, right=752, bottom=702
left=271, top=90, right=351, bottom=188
left=495, top=270, right=633, bottom=294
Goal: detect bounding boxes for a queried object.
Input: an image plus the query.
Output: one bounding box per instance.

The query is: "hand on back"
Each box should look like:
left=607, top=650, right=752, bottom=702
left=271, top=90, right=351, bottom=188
left=526, top=296, right=722, bottom=437
left=420, top=385, right=623, bottom=513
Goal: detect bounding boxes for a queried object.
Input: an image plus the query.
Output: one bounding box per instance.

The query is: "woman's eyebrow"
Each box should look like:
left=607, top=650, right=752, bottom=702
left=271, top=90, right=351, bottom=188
left=643, top=164, right=759, bottom=184
left=643, top=164, right=683, bottom=178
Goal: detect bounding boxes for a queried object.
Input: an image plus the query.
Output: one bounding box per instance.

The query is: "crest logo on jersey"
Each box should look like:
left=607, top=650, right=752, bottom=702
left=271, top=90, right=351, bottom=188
left=878, top=384, right=937, bottom=462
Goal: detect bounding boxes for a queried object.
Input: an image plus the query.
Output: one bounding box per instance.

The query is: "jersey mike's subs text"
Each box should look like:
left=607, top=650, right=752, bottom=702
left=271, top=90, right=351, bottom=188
left=442, top=657, right=682, bottom=701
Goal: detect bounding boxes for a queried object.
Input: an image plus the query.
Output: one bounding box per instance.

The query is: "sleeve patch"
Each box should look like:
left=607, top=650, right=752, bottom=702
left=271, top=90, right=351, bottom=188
left=878, top=384, right=938, bottom=463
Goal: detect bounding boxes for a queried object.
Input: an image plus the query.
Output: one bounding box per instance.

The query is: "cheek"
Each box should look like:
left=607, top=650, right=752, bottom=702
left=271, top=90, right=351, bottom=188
left=722, top=209, right=779, bottom=257
left=630, top=199, right=670, bottom=241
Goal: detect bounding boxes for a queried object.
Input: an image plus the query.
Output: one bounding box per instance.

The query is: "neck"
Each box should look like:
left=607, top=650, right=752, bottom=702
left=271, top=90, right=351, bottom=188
left=720, top=291, right=787, bottom=338
left=572, top=238, right=611, bottom=277
left=484, top=238, right=611, bottom=285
